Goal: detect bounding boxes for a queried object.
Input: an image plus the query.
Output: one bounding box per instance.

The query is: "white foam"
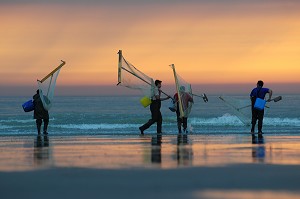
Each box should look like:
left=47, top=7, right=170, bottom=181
left=264, top=117, right=300, bottom=127
left=0, top=124, right=13, bottom=129
left=189, top=114, right=300, bottom=127
left=0, top=119, right=34, bottom=123
left=189, top=114, right=245, bottom=126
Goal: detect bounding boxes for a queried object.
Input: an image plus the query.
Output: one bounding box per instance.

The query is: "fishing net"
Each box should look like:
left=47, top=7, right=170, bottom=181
left=37, top=61, right=65, bottom=111
left=219, top=95, right=252, bottom=126
left=170, top=64, right=193, bottom=118
left=117, top=50, right=155, bottom=107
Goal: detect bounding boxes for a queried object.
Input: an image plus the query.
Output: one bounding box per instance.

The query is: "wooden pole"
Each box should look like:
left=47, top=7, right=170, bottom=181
left=38, top=60, right=66, bottom=83
left=117, top=51, right=171, bottom=98
left=117, top=50, right=122, bottom=85
left=171, top=64, right=185, bottom=118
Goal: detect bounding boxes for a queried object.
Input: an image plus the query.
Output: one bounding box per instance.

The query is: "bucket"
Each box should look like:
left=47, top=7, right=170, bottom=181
left=168, top=99, right=177, bottom=112
left=22, top=99, right=35, bottom=112
left=140, top=96, right=152, bottom=108
left=254, top=98, right=266, bottom=110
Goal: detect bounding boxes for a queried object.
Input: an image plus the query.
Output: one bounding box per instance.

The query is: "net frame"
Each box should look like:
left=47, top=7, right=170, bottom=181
left=117, top=50, right=155, bottom=98
left=171, top=64, right=193, bottom=118
left=37, top=60, right=65, bottom=111
left=219, top=95, right=252, bottom=126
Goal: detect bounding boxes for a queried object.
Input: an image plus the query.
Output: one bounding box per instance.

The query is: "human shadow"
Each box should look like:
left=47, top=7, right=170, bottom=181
left=251, top=134, right=265, bottom=162
left=34, top=135, right=51, bottom=166
left=176, top=134, right=193, bottom=166
left=151, top=134, right=162, bottom=164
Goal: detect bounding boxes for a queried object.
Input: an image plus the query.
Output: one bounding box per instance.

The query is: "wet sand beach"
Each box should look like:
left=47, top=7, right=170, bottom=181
left=1, top=134, right=300, bottom=199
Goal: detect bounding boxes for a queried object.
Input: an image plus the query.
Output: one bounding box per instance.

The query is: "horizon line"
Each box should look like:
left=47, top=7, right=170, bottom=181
left=0, top=83, right=299, bottom=96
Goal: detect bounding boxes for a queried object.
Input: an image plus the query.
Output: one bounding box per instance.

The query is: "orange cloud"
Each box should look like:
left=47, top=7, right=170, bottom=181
left=0, top=2, right=299, bottom=91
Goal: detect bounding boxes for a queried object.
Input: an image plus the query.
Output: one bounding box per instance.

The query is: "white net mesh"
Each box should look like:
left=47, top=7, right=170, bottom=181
left=37, top=61, right=65, bottom=111
left=117, top=51, right=155, bottom=99
left=171, top=64, right=193, bottom=118
left=219, top=95, right=251, bottom=126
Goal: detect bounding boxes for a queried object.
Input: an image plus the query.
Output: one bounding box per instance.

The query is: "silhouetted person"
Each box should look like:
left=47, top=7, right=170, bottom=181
left=173, top=86, right=193, bottom=133
left=33, top=90, right=49, bottom=135
left=250, top=80, right=272, bottom=136
left=139, top=80, right=170, bottom=134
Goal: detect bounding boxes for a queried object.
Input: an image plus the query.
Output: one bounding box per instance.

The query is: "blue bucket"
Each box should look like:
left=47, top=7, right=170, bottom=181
left=168, top=99, right=177, bottom=112
left=22, top=100, right=34, bottom=112
left=254, top=98, right=266, bottom=110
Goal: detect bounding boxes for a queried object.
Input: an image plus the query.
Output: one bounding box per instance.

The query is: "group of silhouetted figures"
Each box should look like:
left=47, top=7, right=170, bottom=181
left=139, top=80, right=273, bottom=136
left=33, top=80, right=273, bottom=138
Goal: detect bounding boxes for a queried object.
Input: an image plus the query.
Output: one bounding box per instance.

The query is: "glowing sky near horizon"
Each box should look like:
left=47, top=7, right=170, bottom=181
left=1, top=0, right=300, bottom=90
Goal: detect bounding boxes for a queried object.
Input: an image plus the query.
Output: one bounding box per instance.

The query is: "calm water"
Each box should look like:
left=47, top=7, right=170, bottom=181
left=0, top=95, right=300, bottom=136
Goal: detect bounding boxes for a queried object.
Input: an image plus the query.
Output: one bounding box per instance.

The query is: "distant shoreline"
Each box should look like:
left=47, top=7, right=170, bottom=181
left=1, top=83, right=300, bottom=96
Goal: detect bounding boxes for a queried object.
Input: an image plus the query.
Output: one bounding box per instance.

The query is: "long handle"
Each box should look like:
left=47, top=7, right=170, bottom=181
left=118, top=50, right=172, bottom=98
left=119, top=65, right=172, bottom=99
left=192, top=93, right=208, bottom=102
left=238, top=96, right=282, bottom=110
left=270, top=96, right=282, bottom=102
left=38, top=60, right=65, bottom=83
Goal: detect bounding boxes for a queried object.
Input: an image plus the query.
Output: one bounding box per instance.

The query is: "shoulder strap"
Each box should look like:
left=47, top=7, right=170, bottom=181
left=256, top=87, right=262, bottom=98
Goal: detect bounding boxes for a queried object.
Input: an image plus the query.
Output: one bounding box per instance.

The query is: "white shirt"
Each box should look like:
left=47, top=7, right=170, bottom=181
left=152, top=87, right=161, bottom=100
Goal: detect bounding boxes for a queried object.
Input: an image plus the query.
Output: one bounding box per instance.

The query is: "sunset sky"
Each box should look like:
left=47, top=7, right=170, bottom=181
left=1, top=0, right=299, bottom=95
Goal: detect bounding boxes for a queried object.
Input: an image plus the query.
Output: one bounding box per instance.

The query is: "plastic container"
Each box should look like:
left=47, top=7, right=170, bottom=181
left=22, top=100, right=34, bottom=112
left=254, top=98, right=266, bottom=110
left=140, top=96, right=152, bottom=108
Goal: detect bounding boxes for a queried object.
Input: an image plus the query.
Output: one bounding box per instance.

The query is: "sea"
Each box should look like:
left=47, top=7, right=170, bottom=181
left=0, top=94, right=299, bottom=136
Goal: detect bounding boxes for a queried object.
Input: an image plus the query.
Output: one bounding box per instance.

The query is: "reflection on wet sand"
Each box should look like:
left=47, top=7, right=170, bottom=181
left=1, top=135, right=300, bottom=171
left=176, top=134, right=193, bottom=166
left=252, top=135, right=265, bottom=163
left=197, top=190, right=300, bottom=199
left=149, top=134, right=193, bottom=167
left=34, top=135, right=52, bottom=167
left=1, top=135, right=300, bottom=199
left=151, top=134, right=162, bottom=164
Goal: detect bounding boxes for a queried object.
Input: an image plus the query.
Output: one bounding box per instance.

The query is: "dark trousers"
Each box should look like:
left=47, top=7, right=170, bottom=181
left=251, top=108, right=264, bottom=133
left=176, top=110, right=187, bottom=133
left=140, top=100, right=162, bottom=133
left=36, top=119, right=49, bottom=134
